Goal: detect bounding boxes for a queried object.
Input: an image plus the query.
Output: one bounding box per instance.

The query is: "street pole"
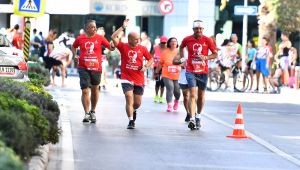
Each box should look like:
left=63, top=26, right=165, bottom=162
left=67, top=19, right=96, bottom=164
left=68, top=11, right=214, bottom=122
left=242, top=0, right=248, bottom=71
left=23, top=17, right=31, bottom=62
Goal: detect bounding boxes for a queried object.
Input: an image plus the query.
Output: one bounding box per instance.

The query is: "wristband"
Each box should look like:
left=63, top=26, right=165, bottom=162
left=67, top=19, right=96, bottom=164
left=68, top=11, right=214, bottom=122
left=179, top=58, right=185, bottom=63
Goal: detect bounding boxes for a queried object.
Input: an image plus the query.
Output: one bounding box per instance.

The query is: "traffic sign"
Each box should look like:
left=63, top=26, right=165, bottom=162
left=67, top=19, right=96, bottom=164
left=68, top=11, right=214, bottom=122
left=158, top=0, right=174, bottom=15
left=14, top=0, right=45, bottom=17
left=234, top=5, right=257, bottom=16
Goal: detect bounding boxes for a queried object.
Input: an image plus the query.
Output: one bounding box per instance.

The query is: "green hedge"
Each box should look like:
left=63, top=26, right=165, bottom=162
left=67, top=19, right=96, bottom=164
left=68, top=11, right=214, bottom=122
left=0, top=93, right=49, bottom=159
left=0, top=140, right=24, bottom=170
left=0, top=79, right=60, bottom=146
left=28, top=61, right=51, bottom=87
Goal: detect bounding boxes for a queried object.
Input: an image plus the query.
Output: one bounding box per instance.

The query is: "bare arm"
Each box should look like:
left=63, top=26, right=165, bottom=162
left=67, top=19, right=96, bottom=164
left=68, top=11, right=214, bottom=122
left=71, top=46, right=78, bottom=63
left=141, top=58, right=154, bottom=72
left=173, top=47, right=185, bottom=65
left=66, top=49, right=73, bottom=65
left=155, top=61, right=162, bottom=74
left=111, top=19, right=129, bottom=47
left=205, top=50, right=218, bottom=60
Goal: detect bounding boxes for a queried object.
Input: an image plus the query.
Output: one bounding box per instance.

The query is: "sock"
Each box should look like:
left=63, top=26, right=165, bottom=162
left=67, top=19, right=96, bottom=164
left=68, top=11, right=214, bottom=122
left=195, top=113, right=201, bottom=119
left=129, top=117, right=133, bottom=120
left=190, top=117, right=195, bottom=121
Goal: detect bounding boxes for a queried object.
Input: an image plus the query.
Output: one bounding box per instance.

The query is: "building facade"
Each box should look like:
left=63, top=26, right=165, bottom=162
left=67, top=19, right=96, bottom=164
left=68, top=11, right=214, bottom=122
left=0, top=0, right=216, bottom=43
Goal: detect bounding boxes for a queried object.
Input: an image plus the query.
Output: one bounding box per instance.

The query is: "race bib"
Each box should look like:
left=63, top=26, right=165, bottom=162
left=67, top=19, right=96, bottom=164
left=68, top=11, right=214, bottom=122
left=167, top=65, right=179, bottom=73
left=192, top=59, right=206, bottom=73
left=84, top=57, right=99, bottom=70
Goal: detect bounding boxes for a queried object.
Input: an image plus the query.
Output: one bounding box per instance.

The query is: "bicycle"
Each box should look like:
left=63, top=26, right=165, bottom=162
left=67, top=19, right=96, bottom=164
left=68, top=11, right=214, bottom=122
left=207, top=59, right=250, bottom=92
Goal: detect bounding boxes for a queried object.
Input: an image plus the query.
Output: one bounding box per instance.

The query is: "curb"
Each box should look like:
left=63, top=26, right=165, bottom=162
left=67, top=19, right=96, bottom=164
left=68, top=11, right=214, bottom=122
left=27, top=144, right=51, bottom=170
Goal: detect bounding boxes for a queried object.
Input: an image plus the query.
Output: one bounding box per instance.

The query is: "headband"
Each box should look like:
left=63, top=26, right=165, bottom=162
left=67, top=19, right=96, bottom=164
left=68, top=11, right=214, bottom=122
left=193, top=21, right=204, bottom=28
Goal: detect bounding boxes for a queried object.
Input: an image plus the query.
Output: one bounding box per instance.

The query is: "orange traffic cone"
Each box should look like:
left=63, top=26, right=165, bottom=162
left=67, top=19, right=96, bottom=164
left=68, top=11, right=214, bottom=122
left=227, top=104, right=250, bottom=139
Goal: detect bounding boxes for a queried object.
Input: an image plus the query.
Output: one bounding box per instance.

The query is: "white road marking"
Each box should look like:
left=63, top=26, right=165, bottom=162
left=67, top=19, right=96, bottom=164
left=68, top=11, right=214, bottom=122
left=274, top=136, right=300, bottom=140
left=61, top=110, right=75, bottom=170
left=204, top=113, right=300, bottom=167
left=53, top=89, right=75, bottom=170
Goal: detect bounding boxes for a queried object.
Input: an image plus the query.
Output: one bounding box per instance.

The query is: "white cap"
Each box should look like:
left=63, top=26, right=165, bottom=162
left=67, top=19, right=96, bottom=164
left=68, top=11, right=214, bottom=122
left=193, top=20, right=204, bottom=28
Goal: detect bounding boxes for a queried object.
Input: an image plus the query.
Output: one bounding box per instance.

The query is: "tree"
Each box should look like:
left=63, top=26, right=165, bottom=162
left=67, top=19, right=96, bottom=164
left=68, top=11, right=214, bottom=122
left=275, top=0, right=300, bottom=33
left=257, top=0, right=277, bottom=48
left=258, top=0, right=300, bottom=50
left=219, top=0, right=300, bottom=49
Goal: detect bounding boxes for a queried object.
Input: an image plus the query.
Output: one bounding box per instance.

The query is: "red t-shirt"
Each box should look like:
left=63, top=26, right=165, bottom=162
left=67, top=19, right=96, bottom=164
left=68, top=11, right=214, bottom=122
left=117, top=42, right=152, bottom=86
left=153, top=45, right=164, bottom=67
left=73, top=34, right=110, bottom=71
left=180, top=35, right=217, bottom=74
left=12, top=34, right=23, bottom=50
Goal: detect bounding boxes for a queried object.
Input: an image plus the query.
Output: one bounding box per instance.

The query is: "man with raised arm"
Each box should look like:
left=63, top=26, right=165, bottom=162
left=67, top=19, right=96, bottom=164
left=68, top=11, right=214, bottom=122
left=111, top=19, right=153, bottom=129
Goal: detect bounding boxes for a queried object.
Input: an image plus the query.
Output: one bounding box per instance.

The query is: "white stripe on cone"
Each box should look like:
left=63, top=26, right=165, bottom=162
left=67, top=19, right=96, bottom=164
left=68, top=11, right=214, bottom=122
left=234, top=124, right=245, bottom=129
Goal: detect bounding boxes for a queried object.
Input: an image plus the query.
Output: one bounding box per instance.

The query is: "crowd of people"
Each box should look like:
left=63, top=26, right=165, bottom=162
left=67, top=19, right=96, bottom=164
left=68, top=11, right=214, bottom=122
left=215, top=31, right=298, bottom=94
left=1, top=19, right=299, bottom=130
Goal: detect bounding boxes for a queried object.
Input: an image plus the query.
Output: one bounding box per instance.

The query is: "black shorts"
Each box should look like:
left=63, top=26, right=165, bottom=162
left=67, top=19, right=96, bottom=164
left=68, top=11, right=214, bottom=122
left=78, top=68, right=101, bottom=89
left=179, top=83, right=189, bottom=90
left=44, top=57, right=63, bottom=70
left=247, top=60, right=253, bottom=70
left=121, top=83, right=144, bottom=95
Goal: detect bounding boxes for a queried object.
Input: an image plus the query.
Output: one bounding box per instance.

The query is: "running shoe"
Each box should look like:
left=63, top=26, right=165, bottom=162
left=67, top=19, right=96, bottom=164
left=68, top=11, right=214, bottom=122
left=154, top=95, right=159, bottom=102
left=89, top=111, right=96, bottom=123
left=159, top=97, right=165, bottom=103
left=188, top=120, right=196, bottom=130
left=185, top=114, right=191, bottom=122
left=167, top=104, right=172, bottom=112
left=82, top=113, right=90, bottom=122
left=173, top=100, right=179, bottom=110
left=127, top=120, right=135, bottom=129
left=277, top=87, right=281, bottom=94
left=195, top=118, right=201, bottom=129
left=133, top=110, right=137, bottom=122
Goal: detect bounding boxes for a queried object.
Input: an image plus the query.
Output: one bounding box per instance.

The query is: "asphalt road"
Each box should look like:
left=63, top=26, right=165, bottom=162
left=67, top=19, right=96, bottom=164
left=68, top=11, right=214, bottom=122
left=47, top=77, right=300, bottom=170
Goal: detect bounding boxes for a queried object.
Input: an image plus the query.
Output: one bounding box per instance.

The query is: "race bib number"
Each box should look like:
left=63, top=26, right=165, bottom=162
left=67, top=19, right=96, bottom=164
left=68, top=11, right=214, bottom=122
left=167, top=65, right=179, bottom=73
left=84, top=57, right=99, bottom=70
left=192, top=59, right=206, bottom=73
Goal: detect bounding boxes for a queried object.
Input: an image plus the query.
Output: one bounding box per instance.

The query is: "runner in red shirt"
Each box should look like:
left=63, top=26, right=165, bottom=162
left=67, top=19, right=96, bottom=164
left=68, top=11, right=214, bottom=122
left=111, top=19, right=153, bottom=129
left=174, top=20, right=218, bottom=130
left=72, top=19, right=115, bottom=123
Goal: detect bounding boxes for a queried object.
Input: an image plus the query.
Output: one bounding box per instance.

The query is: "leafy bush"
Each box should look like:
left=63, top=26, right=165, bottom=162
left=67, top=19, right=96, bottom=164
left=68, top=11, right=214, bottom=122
left=0, top=79, right=60, bottom=145
left=0, top=140, right=24, bottom=170
left=0, top=93, right=49, bottom=159
left=28, top=61, right=51, bottom=87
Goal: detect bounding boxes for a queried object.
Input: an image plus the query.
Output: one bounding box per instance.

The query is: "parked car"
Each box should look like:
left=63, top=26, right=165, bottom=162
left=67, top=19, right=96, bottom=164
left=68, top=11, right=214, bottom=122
left=0, top=33, right=28, bottom=81
left=0, top=32, right=24, bottom=58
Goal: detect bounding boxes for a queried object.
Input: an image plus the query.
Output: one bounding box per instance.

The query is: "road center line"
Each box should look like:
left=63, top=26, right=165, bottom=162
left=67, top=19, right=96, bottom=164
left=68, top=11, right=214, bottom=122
left=204, top=113, right=300, bottom=167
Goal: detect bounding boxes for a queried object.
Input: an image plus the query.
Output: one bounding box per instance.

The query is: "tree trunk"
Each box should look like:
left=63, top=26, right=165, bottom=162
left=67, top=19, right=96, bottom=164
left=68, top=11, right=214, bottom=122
left=258, top=0, right=276, bottom=52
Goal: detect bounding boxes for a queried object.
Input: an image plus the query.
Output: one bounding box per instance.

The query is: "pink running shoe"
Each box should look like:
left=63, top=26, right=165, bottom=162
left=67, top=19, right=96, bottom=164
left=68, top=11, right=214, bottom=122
left=167, top=104, right=172, bottom=112
left=173, top=100, right=179, bottom=110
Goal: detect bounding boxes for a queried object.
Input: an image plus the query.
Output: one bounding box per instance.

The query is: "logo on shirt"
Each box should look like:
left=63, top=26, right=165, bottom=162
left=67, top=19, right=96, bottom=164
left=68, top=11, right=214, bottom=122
left=128, top=50, right=138, bottom=64
left=193, top=43, right=202, bottom=57
left=85, top=42, right=95, bottom=55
